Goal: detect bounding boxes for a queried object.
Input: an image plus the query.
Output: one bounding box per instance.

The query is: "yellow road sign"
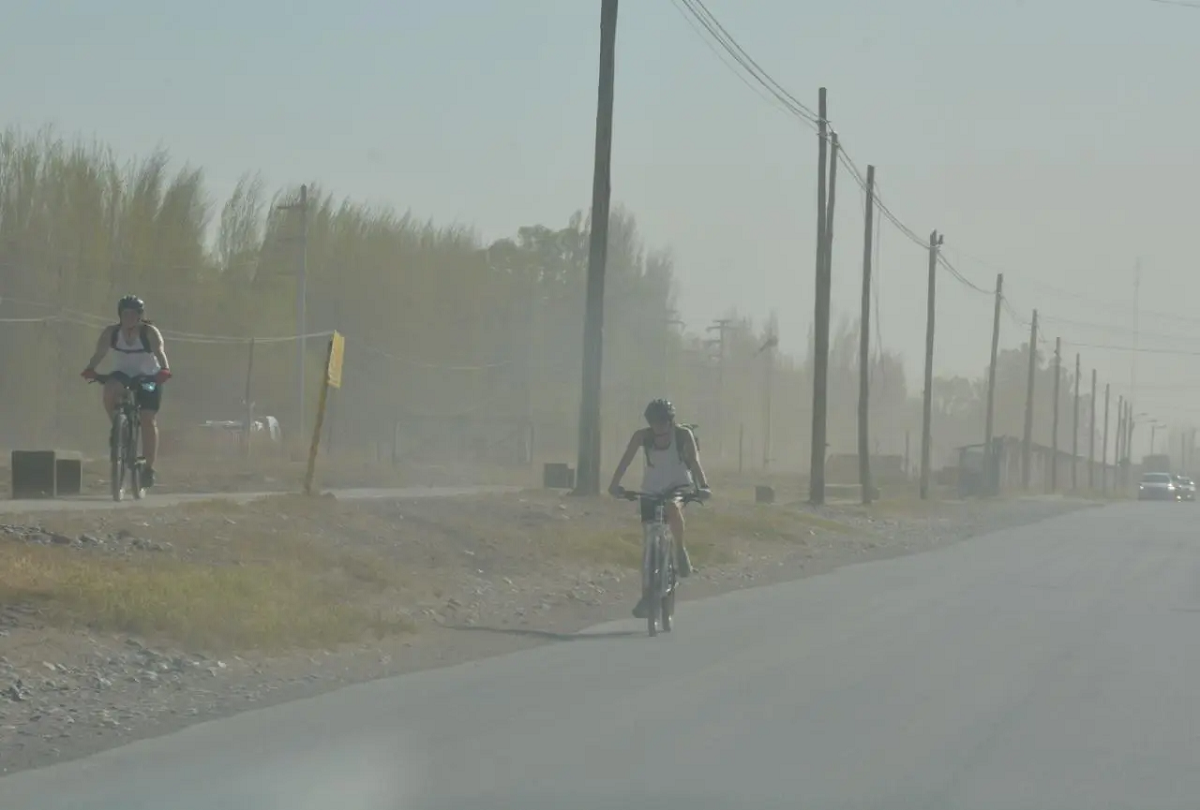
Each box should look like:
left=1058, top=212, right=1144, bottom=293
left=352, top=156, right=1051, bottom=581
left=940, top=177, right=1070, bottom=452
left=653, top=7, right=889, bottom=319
left=327, top=330, right=345, bottom=389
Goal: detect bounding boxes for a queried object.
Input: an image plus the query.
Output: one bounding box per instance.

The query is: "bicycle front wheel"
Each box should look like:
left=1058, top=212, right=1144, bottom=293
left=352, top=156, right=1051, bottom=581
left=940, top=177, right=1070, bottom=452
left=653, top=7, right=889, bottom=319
left=127, top=410, right=144, bottom=500
left=110, top=411, right=126, bottom=502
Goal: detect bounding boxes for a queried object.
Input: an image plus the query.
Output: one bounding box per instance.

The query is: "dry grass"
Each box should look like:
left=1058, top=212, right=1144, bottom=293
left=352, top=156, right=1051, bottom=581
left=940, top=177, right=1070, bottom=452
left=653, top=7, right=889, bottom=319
left=0, top=489, right=865, bottom=655
left=0, top=549, right=406, bottom=651
left=0, top=496, right=413, bottom=652
left=425, top=491, right=860, bottom=572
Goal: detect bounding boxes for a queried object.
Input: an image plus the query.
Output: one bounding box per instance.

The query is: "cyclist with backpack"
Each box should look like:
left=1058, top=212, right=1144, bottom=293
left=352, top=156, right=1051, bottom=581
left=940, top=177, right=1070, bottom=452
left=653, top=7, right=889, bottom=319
left=81, top=295, right=172, bottom=487
left=608, top=398, right=712, bottom=618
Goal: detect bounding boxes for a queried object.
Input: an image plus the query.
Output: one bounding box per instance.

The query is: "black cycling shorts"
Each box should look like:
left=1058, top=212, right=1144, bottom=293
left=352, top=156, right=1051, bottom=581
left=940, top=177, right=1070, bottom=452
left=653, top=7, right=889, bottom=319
left=136, top=382, right=164, bottom=413
left=109, top=373, right=164, bottom=413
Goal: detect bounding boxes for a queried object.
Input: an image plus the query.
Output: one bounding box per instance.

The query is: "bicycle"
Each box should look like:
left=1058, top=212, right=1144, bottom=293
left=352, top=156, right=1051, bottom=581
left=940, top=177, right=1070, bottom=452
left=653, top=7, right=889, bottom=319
left=618, top=485, right=706, bottom=637
left=87, top=372, right=159, bottom=502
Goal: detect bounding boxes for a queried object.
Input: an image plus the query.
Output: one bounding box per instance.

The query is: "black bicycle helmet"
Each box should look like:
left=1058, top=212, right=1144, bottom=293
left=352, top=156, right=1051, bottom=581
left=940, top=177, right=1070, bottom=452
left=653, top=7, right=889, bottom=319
left=644, top=398, right=675, bottom=424
left=117, top=295, right=145, bottom=316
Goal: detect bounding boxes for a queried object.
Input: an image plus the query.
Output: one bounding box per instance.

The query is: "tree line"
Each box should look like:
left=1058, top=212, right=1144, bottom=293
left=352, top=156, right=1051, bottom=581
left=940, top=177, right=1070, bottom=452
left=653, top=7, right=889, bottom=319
left=0, top=127, right=1102, bottom=480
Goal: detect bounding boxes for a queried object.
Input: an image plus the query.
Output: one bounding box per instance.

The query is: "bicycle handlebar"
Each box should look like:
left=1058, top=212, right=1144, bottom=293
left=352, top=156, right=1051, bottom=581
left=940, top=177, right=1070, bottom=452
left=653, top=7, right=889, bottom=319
left=86, top=372, right=164, bottom=386
left=616, top=485, right=708, bottom=505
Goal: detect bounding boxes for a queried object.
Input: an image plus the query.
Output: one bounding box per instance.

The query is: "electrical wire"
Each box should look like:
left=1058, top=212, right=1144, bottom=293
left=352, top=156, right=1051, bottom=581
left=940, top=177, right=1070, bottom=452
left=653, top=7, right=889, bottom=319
left=669, top=0, right=997, bottom=301
left=672, top=0, right=820, bottom=127
left=1062, top=339, right=1200, bottom=358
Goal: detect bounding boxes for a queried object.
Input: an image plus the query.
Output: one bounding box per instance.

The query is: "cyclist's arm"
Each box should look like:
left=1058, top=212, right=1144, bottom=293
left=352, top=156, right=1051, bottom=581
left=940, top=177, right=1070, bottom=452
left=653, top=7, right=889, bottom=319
left=146, top=325, right=170, bottom=372
left=607, top=429, right=646, bottom=492
left=84, top=327, right=114, bottom=372
left=679, top=429, right=710, bottom=490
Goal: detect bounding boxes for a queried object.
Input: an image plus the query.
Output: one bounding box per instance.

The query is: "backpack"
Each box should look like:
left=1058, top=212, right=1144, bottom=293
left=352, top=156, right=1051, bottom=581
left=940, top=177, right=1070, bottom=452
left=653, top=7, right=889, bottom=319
left=110, top=321, right=155, bottom=352
left=642, top=423, right=699, bottom=466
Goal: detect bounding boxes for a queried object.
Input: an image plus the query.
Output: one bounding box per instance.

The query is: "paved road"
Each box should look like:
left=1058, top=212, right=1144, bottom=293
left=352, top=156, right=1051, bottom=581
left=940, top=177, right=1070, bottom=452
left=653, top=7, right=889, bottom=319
left=0, top=485, right=519, bottom=513
left=3, top=502, right=1198, bottom=809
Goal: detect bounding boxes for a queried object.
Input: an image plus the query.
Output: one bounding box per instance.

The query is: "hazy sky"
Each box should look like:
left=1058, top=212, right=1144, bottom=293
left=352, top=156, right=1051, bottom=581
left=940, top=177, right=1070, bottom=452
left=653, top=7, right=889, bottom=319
left=5, top=0, right=1200, bottom=440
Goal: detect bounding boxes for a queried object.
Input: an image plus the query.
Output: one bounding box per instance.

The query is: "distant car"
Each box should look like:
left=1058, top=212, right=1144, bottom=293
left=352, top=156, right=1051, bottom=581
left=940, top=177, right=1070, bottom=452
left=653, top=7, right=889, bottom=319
left=1172, top=474, right=1196, bottom=501
left=1138, top=472, right=1179, bottom=501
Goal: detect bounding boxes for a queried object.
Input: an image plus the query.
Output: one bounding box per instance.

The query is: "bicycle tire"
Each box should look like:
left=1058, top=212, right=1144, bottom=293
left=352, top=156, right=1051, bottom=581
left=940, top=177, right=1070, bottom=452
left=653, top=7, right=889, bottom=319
left=127, top=408, right=144, bottom=500
left=646, top=528, right=661, bottom=637
left=661, top=561, right=675, bottom=633
left=110, top=411, right=126, bottom=502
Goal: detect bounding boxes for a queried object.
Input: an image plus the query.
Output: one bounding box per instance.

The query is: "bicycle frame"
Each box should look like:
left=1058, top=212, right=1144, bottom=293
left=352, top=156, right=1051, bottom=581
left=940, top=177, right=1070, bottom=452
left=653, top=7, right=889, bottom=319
left=91, top=373, right=156, bottom=501
left=623, top=485, right=700, bottom=636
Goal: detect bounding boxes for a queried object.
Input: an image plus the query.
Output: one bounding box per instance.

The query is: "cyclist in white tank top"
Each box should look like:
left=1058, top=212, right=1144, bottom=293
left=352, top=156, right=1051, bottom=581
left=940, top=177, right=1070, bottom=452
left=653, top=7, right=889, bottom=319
left=640, top=426, right=694, bottom=495
left=608, top=399, right=712, bottom=617
left=82, top=295, right=173, bottom=487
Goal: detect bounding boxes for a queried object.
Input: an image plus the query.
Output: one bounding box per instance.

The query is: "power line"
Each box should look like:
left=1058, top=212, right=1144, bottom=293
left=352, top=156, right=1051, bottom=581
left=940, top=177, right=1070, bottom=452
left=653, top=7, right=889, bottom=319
left=1147, top=0, right=1200, bottom=8
left=667, top=0, right=798, bottom=117
left=1062, top=339, right=1200, bottom=358
left=671, top=0, right=819, bottom=128
left=1038, top=313, right=1200, bottom=345
left=668, top=0, right=996, bottom=300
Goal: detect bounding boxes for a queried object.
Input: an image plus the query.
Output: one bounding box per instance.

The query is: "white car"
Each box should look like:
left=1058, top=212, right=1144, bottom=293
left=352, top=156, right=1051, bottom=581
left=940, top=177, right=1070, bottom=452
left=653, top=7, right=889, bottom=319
left=1138, top=472, right=1179, bottom=501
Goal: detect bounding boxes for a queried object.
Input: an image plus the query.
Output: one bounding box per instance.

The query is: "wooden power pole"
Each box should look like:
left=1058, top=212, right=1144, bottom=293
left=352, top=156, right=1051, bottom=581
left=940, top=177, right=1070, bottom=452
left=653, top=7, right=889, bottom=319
left=808, top=88, right=831, bottom=505
left=573, top=0, right=618, bottom=495
left=1071, top=353, right=1080, bottom=490
left=1050, top=336, right=1061, bottom=491
left=984, top=273, right=1003, bottom=494
left=1116, top=395, right=1125, bottom=487
left=1102, top=383, right=1111, bottom=493
left=1021, top=310, right=1038, bottom=489
left=858, top=164, right=876, bottom=504
left=1088, top=369, right=1097, bottom=490
left=919, top=230, right=942, bottom=499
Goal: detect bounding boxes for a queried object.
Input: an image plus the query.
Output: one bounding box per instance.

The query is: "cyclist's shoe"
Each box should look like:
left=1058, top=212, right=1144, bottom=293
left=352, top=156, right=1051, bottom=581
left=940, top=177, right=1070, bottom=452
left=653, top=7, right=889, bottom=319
left=676, top=547, right=693, bottom=577
left=632, top=595, right=649, bottom=619
left=143, top=467, right=156, bottom=488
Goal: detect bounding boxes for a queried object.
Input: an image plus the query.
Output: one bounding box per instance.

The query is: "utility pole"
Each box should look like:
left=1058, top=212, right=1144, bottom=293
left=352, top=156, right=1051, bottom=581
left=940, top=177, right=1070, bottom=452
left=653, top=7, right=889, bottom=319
left=808, top=89, right=833, bottom=505
left=806, top=103, right=835, bottom=501
left=1125, top=403, right=1135, bottom=486
left=1088, top=369, right=1097, bottom=490
left=1021, top=310, right=1038, bottom=489
left=706, top=318, right=733, bottom=459
left=298, top=184, right=308, bottom=435
left=573, top=0, right=618, bottom=496
left=1071, top=353, right=1080, bottom=490
left=919, top=230, right=942, bottom=500
left=1102, top=383, right=1111, bottom=493
left=858, top=164, right=876, bottom=504
left=1116, top=395, right=1125, bottom=490
left=756, top=329, right=779, bottom=469
left=1051, top=336, right=1061, bottom=492
left=276, top=184, right=310, bottom=434
left=984, top=273, right=1003, bottom=494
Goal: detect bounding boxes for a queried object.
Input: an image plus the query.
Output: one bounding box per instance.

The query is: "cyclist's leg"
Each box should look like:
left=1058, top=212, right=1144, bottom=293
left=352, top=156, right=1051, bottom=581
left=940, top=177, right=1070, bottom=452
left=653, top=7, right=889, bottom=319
left=135, top=384, right=163, bottom=485
left=101, top=379, right=124, bottom=420
left=664, top=500, right=691, bottom=576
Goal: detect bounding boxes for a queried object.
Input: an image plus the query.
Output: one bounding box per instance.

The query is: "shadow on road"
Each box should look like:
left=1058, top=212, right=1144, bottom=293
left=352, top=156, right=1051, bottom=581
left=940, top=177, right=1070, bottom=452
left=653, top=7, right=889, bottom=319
left=446, top=624, right=640, bottom=642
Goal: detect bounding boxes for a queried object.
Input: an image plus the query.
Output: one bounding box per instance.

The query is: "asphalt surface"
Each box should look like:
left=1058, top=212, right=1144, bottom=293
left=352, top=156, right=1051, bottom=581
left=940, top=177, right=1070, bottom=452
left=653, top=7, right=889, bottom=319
left=3, top=501, right=1198, bottom=809
left=0, top=485, right=519, bottom=513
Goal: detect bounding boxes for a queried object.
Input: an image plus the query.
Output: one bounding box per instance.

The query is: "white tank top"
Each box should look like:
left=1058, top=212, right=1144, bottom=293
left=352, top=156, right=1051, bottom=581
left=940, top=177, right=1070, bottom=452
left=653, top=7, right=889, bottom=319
left=641, top=428, right=694, bottom=495
left=110, top=326, right=162, bottom=378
